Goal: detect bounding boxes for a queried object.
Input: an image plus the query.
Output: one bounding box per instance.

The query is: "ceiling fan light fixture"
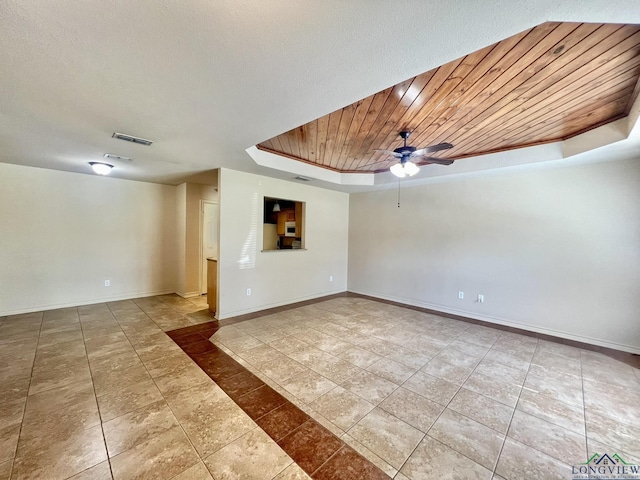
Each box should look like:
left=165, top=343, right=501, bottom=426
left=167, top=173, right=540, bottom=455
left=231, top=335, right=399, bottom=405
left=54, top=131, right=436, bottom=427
left=390, top=163, right=406, bottom=178
left=404, top=161, right=420, bottom=176
left=273, top=201, right=281, bottom=212
left=89, top=162, right=113, bottom=175
left=391, top=161, right=420, bottom=178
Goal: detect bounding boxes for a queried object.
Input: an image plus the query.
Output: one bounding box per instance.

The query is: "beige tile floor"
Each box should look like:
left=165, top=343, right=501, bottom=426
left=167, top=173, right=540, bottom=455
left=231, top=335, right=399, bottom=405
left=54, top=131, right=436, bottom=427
left=0, top=295, right=309, bottom=480
left=2, top=294, right=639, bottom=480
left=210, top=297, right=640, bottom=479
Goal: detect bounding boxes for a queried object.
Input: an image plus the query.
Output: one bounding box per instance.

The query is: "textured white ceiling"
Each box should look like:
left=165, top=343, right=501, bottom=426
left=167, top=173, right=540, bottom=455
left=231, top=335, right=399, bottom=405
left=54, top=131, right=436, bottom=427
left=1, top=0, right=639, bottom=189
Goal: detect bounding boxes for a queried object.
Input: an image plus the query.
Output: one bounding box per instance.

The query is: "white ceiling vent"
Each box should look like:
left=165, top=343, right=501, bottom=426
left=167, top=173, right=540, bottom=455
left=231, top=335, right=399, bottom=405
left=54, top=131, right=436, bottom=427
left=112, top=132, right=153, bottom=146
left=103, top=153, right=131, bottom=162
left=294, top=176, right=311, bottom=182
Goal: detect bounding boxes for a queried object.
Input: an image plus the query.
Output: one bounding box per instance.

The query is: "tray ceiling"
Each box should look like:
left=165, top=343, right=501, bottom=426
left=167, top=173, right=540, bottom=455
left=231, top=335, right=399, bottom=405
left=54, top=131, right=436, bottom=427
left=257, top=22, right=640, bottom=173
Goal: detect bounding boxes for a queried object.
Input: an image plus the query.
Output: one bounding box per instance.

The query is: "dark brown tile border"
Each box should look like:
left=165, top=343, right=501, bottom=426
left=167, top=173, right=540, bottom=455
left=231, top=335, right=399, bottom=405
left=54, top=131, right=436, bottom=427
left=167, top=321, right=391, bottom=479
left=234, top=384, right=288, bottom=420
left=219, top=292, right=640, bottom=368
left=277, top=420, right=344, bottom=474
left=255, top=402, right=310, bottom=443
left=216, top=369, right=264, bottom=399
left=313, top=444, right=390, bottom=480
left=215, top=293, right=351, bottom=327
left=169, top=293, right=637, bottom=478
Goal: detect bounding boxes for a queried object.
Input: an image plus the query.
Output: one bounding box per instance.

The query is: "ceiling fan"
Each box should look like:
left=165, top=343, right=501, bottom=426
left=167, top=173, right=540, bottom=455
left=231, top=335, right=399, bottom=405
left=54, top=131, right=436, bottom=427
left=358, top=131, right=454, bottom=177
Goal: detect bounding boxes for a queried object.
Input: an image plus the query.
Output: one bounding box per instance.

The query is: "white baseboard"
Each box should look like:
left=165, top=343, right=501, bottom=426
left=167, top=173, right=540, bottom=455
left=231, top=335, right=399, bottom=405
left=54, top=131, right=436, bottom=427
left=217, top=289, right=347, bottom=320
left=349, top=288, right=640, bottom=355
left=0, top=289, right=175, bottom=317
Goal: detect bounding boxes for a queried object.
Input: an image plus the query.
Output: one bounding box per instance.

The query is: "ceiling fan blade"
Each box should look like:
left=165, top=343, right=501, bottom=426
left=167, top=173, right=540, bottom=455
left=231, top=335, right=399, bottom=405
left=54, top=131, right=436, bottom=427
left=374, top=149, right=402, bottom=157
left=355, top=158, right=394, bottom=170
left=415, top=157, right=454, bottom=166
left=411, top=142, right=454, bottom=156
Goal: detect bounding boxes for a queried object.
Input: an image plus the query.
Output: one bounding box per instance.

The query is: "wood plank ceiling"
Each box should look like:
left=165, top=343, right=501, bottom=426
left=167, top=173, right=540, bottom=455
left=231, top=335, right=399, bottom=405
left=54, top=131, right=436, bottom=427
left=257, top=22, right=640, bottom=173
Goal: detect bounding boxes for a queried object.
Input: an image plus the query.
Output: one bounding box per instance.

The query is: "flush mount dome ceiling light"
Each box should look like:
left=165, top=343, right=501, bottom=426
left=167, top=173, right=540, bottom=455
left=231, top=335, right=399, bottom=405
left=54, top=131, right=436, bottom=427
left=89, top=162, right=113, bottom=175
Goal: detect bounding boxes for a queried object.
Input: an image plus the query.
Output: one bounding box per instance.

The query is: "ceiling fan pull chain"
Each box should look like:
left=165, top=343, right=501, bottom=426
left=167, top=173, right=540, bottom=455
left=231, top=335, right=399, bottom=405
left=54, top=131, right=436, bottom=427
left=397, top=177, right=401, bottom=208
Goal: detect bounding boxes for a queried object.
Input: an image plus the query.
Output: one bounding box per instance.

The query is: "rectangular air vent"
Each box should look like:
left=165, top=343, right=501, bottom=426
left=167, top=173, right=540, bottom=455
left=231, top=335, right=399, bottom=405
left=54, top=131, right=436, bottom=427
left=294, top=176, right=311, bottom=181
left=112, top=132, right=153, bottom=146
left=103, top=153, right=131, bottom=162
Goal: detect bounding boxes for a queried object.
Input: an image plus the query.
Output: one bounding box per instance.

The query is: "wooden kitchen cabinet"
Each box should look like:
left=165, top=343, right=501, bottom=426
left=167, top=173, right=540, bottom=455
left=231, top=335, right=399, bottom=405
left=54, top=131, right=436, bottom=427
left=276, top=212, right=285, bottom=235
left=276, top=209, right=295, bottom=235
left=207, top=258, right=217, bottom=313
left=295, top=203, right=302, bottom=237
left=264, top=197, right=305, bottom=250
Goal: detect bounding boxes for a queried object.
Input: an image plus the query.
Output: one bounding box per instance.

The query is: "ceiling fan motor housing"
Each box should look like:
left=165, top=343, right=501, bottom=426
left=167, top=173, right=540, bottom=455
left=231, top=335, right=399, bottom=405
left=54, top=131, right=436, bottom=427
left=396, top=131, right=415, bottom=161
left=395, top=146, right=416, bottom=158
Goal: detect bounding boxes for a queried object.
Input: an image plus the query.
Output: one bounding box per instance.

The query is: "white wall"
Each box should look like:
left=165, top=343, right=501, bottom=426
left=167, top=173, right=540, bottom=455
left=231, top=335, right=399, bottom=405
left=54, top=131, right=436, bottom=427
left=175, top=182, right=218, bottom=297
left=186, top=183, right=218, bottom=296
left=218, top=168, right=349, bottom=318
left=175, top=183, right=187, bottom=296
left=0, top=163, right=177, bottom=315
left=348, top=158, right=640, bottom=353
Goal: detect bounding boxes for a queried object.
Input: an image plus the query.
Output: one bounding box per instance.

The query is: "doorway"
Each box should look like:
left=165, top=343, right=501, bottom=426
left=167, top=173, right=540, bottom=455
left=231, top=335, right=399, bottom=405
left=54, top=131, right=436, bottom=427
left=200, top=201, right=219, bottom=295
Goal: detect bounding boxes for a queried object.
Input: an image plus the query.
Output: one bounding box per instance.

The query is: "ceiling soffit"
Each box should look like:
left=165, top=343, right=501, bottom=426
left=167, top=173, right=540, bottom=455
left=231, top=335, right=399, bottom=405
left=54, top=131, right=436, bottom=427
left=257, top=22, right=640, bottom=174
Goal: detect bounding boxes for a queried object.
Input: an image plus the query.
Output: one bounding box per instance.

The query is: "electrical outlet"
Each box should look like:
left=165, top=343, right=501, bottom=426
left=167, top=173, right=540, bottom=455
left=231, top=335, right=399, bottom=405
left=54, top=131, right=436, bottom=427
left=477, top=294, right=484, bottom=303
left=329, top=275, right=333, bottom=282
left=104, top=280, right=110, bottom=287
left=246, top=288, right=251, bottom=296
left=458, top=291, right=464, bottom=299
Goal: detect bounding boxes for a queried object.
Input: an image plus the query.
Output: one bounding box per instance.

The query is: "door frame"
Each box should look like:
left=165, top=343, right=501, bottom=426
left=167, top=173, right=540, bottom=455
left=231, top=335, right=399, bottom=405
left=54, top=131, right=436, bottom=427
left=199, top=200, right=219, bottom=295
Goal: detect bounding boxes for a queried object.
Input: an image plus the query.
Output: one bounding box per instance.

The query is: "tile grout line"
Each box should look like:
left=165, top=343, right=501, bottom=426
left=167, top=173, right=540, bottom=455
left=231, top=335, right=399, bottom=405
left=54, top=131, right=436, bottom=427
left=234, top=301, right=636, bottom=470
left=172, top=331, right=311, bottom=474
left=6, top=296, right=634, bottom=480
left=303, top=323, right=485, bottom=475
left=140, top=291, right=638, bottom=369
left=226, top=310, right=513, bottom=476
left=84, top=305, right=116, bottom=480
left=344, top=293, right=640, bottom=369
left=220, top=302, right=591, bottom=477
left=108, top=302, right=200, bottom=468
left=490, top=336, right=538, bottom=477
left=231, top=324, right=398, bottom=441
left=392, top=327, right=501, bottom=476
left=503, top=343, right=589, bottom=471
left=9, top=310, right=45, bottom=480
left=159, top=323, right=229, bottom=477
left=168, top=323, right=308, bottom=477
left=308, top=444, right=350, bottom=478
left=221, top=331, right=355, bottom=431
left=105, top=301, right=209, bottom=479
left=578, top=349, right=588, bottom=462
left=170, top=330, right=299, bottom=474
left=169, top=326, right=392, bottom=479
